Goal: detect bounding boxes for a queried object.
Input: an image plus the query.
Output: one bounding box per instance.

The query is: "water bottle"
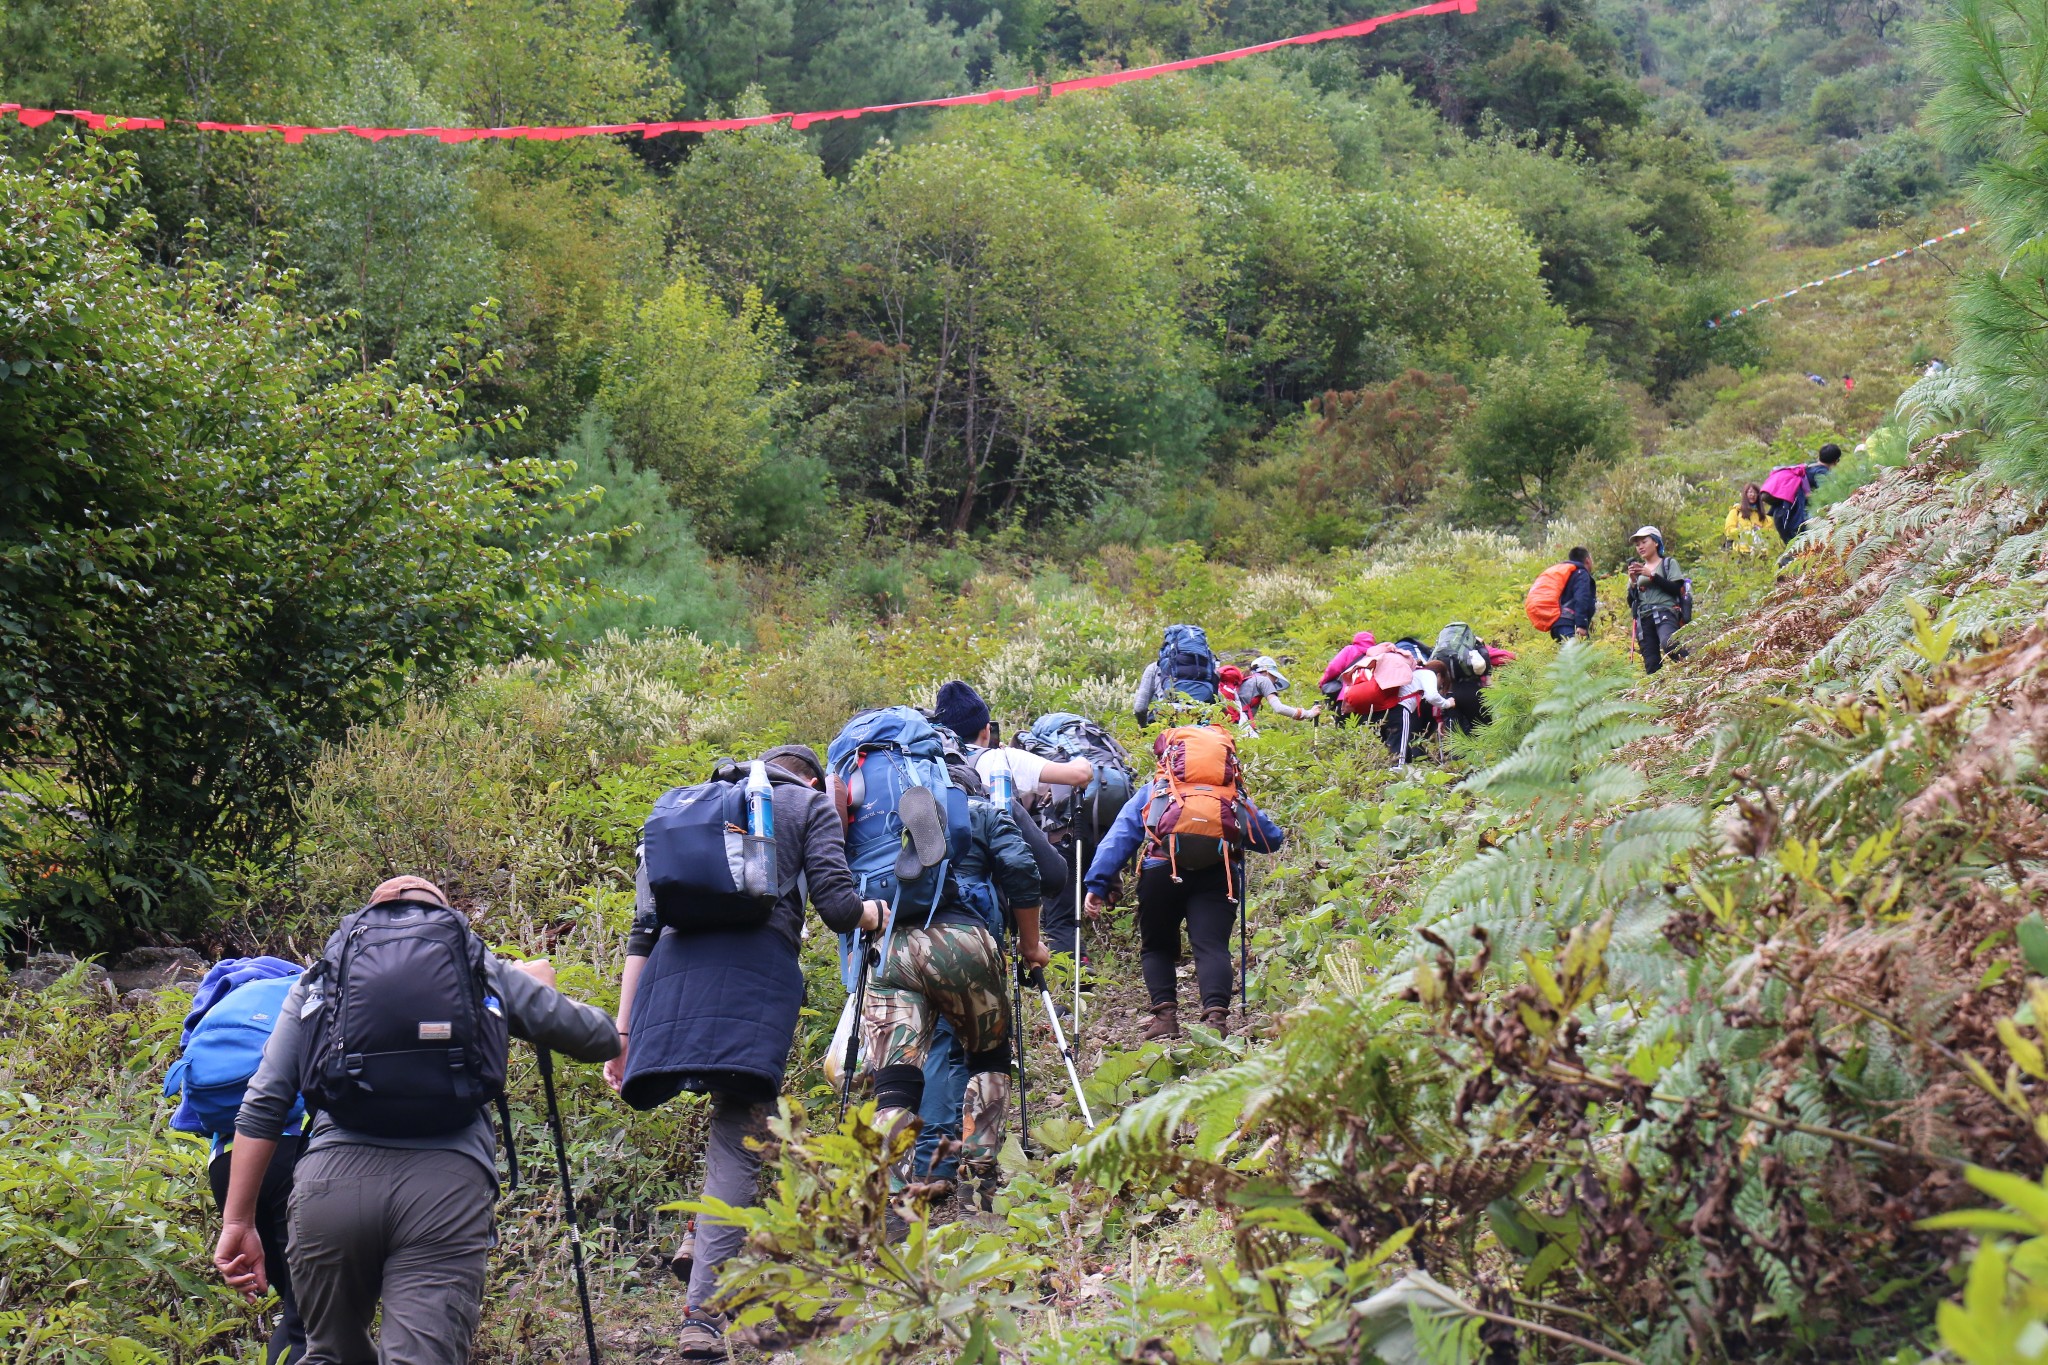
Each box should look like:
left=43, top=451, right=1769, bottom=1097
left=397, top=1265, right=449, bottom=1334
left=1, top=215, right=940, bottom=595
left=989, top=759, right=1015, bottom=809
left=743, top=760, right=776, bottom=900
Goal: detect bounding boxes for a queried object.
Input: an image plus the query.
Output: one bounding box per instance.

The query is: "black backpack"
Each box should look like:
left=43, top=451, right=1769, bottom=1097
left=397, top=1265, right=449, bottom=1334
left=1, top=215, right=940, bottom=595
left=298, top=901, right=510, bottom=1141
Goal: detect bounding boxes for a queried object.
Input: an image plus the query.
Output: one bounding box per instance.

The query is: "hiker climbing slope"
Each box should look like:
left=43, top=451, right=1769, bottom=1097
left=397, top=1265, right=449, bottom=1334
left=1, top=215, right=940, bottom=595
left=1084, top=726, right=1285, bottom=1040
left=1223, top=656, right=1319, bottom=735
left=826, top=707, right=1047, bottom=1217
left=607, top=744, right=878, bottom=1361
left=913, top=711, right=1070, bottom=1191
left=1131, top=623, right=1220, bottom=723
left=212, top=877, right=618, bottom=1365
left=1525, top=548, right=1597, bottom=642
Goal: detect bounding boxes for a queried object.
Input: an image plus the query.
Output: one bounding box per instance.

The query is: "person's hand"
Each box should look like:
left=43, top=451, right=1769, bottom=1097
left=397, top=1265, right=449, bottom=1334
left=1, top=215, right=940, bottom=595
left=604, top=1034, right=629, bottom=1092
left=214, top=1221, right=268, bottom=1301
left=859, top=899, right=890, bottom=933
left=1021, top=938, right=1052, bottom=969
left=513, top=957, right=556, bottom=990
left=1304, top=705, right=1322, bottom=721
left=1084, top=892, right=1108, bottom=921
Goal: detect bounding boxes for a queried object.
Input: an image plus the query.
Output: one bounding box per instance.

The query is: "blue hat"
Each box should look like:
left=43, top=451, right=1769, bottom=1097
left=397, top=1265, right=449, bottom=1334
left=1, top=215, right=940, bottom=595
left=933, top=681, right=990, bottom=743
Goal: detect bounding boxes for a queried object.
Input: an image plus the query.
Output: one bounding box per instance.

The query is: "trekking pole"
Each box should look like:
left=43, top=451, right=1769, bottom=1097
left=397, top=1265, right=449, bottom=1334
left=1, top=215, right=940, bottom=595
left=837, top=932, right=874, bottom=1128
left=1012, top=954, right=1029, bottom=1155
left=538, top=1048, right=602, bottom=1365
left=1073, top=838, right=1086, bottom=1033
left=1027, top=967, right=1095, bottom=1127
left=1239, top=859, right=1251, bottom=1024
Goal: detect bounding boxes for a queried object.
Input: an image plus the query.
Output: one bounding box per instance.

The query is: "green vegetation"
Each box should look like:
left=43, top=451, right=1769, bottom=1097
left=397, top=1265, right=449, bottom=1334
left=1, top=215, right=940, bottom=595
left=14, top=0, right=2048, bottom=1361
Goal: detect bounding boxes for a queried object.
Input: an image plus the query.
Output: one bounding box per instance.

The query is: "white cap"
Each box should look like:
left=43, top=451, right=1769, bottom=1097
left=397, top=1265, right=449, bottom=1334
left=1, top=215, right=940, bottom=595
left=1252, top=656, right=1290, bottom=687
left=1631, top=525, right=1663, bottom=542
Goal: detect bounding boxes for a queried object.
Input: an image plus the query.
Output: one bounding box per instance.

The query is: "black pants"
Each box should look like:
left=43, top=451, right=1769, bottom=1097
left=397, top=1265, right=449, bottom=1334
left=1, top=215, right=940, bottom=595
left=209, top=1134, right=306, bottom=1364
left=1447, top=675, right=1487, bottom=735
left=1638, top=608, right=1683, bottom=675
left=1136, top=862, right=1237, bottom=1011
left=1040, top=836, right=1081, bottom=956
left=1378, top=705, right=1416, bottom=764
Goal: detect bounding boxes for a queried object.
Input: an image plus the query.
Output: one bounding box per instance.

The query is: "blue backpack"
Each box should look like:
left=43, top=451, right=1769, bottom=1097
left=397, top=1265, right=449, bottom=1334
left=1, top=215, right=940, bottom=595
left=828, top=707, right=973, bottom=985
left=164, top=972, right=304, bottom=1137
left=1157, top=624, right=1218, bottom=703
left=642, top=770, right=780, bottom=933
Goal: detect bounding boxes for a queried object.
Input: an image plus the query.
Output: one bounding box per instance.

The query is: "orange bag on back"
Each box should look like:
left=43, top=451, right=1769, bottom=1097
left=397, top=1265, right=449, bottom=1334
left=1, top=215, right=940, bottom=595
left=1144, top=725, right=1252, bottom=886
left=1525, top=562, right=1575, bottom=631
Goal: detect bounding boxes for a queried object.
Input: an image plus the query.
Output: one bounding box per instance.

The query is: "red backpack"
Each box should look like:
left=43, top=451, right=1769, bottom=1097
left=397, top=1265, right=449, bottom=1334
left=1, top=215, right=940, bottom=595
left=1525, top=562, right=1576, bottom=631
left=1144, top=726, right=1256, bottom=891
left=1339, top=644, right=1414, bottom=714
left=1218, top=665, right=1247, bottom=723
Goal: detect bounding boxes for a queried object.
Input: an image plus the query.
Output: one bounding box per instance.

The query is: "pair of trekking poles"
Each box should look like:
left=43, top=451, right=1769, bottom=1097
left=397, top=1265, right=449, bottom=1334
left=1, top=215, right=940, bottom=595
left=833, top=889, right=1095, bottom=1143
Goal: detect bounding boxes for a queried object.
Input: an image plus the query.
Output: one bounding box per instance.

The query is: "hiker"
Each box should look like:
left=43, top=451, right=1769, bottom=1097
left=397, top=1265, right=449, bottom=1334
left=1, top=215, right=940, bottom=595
left=1228, top=656, right=1319, bottom=735
left=1761, top=442, right=1842, bottom=545
left=1524, top=548, right=1598, bottom=642
left=1083, top=726, right=1286, bottom=1040
left=1430, top=622, right=1495, bottom=736
left=1724, top=483, right=1771, bottom=554
left=606, top=745, right=879, bottom=1359
left=1318, top=631, right=1377, bottom=723
left=929, top=681, right=1083, bottom=954
left=168, top=956, right=308, bottom=1364
left=932, top=680, right=1095, bottom=813
left=1382, top=655, right=1454, bottom=765
left=854, top=751, right=1048, bottom=1213
left=1843, top=374, right=1854, bottom=393
left=1807, top=373, right=1827, bottom=386
left=1015, top=711, right=1138, bottom=962
left=212, top=876, right=618, bottom=1365
left=1132, top=623, right=1220, bottom=723
left=910, top=733, right=1068, bottom=1194
left=1626, top=526, right=1690, bottom=675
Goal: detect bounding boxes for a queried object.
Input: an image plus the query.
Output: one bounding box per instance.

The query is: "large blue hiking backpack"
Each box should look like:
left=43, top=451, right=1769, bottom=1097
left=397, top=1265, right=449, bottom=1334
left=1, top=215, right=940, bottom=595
left=1022, top=712, right=1137, bottom=845
left=1157, top=624, right=1219, bottom=703
left=642, top=769, right=780, bottom=933
left=164, top=970, right=305, bottom=1137
left=827, top=707, right=973, bottom=985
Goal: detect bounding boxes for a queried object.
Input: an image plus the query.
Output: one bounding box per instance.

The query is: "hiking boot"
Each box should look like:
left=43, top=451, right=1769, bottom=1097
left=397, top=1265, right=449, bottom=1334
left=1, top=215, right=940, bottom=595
left=1201, top=1006, right=1231, bottom=1035
left=1142, top=1002, right=1181, bottom=1041
left=676, top=1308, right=730, bottom=1362
left=668, top=1222, right=696, bottom=1284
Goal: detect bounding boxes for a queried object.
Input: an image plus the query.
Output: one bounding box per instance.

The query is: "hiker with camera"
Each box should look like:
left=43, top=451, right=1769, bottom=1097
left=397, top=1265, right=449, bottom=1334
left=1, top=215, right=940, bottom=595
left=607, top=744, right=879, bottom=1361
left=1626, top=526, right=1692, bottom=675
left=1084, top=725, right=1286, bottom=1040
left=211, top=876, right=618, bottom=1365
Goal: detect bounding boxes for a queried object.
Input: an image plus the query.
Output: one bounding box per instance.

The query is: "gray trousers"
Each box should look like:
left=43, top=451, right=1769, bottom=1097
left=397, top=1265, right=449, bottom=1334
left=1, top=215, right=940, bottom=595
left=688, top=1095, right=770, bottom=1312
left=287, top=1144, right=495, bottom=1365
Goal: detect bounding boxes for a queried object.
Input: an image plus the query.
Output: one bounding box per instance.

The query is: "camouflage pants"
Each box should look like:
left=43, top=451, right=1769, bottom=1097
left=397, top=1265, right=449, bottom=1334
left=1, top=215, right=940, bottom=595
left=861, top=919, right=1012, bottom=1181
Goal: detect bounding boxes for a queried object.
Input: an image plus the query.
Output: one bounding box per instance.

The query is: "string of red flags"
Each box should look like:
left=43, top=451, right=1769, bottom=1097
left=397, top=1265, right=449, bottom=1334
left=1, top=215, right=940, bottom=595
left=0, top=0, right=1477, bottom=146
left=1706, top=222, right=1981, bottom=329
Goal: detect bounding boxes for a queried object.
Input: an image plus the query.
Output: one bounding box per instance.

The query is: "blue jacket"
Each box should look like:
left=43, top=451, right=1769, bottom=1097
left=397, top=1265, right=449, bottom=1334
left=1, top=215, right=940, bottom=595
left=1084, top=780, right=1286, bottom=896
left=1557, top=563, right=1597, bottom=633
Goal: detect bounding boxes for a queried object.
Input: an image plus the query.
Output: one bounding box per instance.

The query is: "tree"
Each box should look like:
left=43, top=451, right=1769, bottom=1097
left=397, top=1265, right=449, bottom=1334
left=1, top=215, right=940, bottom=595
left=1455, top=341, right=1629, bottom=522
left=1926, top=0, right=2048, bottom=492
left=280, top=55, right=500, bottom=371
left=0, top=142, right=603, bottom=941
left=596, top=271, right=796, bottom=534
left=1300, top=370, right=1470, bottom=511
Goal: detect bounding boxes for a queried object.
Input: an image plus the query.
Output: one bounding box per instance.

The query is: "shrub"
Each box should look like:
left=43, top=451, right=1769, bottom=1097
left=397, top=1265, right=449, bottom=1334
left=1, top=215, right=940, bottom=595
left=550, top=412, right=748, bottom=645
left=1455, top=342, right=1632, bottom=524
left=1299, top=371, right=1469, bottom=512
left=1, top=143, right=602, bottom=944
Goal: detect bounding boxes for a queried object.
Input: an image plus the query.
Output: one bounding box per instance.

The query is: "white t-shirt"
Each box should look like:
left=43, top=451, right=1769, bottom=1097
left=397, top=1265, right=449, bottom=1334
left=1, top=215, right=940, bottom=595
left=974, top=746, right=1055, bottom=805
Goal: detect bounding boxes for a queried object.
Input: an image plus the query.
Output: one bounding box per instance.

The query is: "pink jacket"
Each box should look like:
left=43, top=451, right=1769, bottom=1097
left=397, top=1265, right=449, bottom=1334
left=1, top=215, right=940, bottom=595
left=1320, top=631, right=1377, bottom=686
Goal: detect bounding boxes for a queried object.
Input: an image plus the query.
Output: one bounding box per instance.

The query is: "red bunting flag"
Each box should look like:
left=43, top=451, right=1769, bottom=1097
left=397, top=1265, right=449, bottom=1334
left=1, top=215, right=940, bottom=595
left=0, top=0, right=1477, bottom=145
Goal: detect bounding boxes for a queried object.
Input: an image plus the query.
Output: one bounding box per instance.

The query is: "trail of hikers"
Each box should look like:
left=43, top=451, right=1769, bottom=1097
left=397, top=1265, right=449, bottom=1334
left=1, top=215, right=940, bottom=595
left=177, top=461, right=1843, bottom=1357
left=175, top=471, right=1839, bottom=1360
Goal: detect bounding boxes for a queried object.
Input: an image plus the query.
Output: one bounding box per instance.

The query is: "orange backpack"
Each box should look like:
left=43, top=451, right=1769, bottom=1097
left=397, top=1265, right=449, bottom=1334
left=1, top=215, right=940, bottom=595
left=1525, top=562, right=1576, bottom=631
left=1144, top=725, right=1255, bottom=887
left=1338, top=644, right=1414, bottom=714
